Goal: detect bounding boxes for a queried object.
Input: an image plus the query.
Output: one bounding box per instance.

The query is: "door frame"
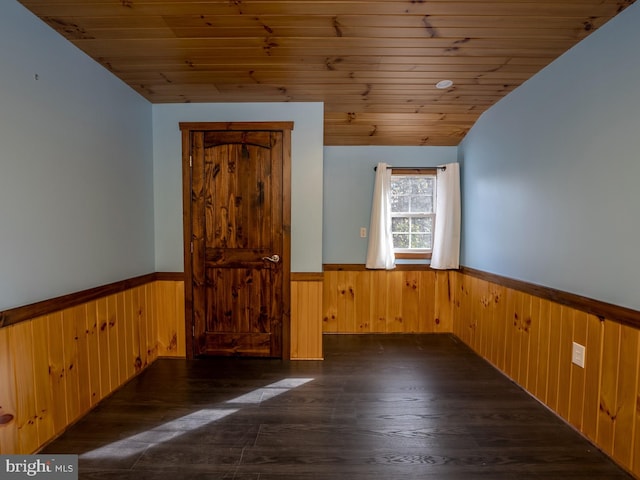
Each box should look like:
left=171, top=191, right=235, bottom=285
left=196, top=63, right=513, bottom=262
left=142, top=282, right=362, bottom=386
left=179, top=121, right=293, bottom=359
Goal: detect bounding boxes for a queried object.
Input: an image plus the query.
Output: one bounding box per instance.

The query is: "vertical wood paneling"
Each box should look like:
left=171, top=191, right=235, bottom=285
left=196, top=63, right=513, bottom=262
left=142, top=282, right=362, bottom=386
left=503, top=288, right=516, bottom=378
left=322, top=272, right=338, bottom=333
left=146, top=284, right=158, bottom=363
left=556, top=306, right=574, bottom=420
left=116, top=292, right=130, bottom=380
left=308, top=281, right=322, bottom=358
left=335, top=271, right=348, bottom=332
left=75, top=305, right=92, bottom=416
left=477, top=278, right=492, bottom=359
left=401, top=271, right=420, bottom=333
left=46, top=313, right=67, bottom=435
left=124, top=290, right=137, bottom=378
left=0, top=326, right=17, bottom=454
left=458, top=274, right=472, bottom=345
left=29, top=316, right=55, bottom=447
left=386, top=271, right=403, bottom=332
left=491, top=285, right=507, bottom=371
left=370, top=271, right=387, bottom=332
left=451, top=271, right=640, bottom=479
left=634, top=356, right=640, bottom=478
left=597, top=320, right=621, bottom=456
left=291, top=280, right=323, bottom=360
left=10, top=322, right=39, bottom=453
left=534, top=299, right=551, bottom=403
left=342, top=271, right=357, bottom=333
left=61, top=306, right=81, bottom=425
left=526, top=297, right=541, bottom=396
left=291, top=281, right=302, bottom=359
left=582, top=313, right=603, bottom=442
left=0, top=278, right=187, bottom=455
left=516, top=293, right=531, bottom=389
left=106, top=294, right=121, bottom=388
left=466, top=276, right=480, bottom=352
left=430, top=271, right=453, bottom=332
left=546, top=302, right=563, bottom=411
left=4, top=269, right=640, bottom=475
left=96, top=298, right=112, bottom=398
left=174, top=282, right=186, bottom=358
left=132, top=287, right=146, bottom=371
left=156, top=281, right=177, bottom=356
left=612, top=324, right=639, bottom=470
left=85, top=304, right=101, bottom=407
left=355, top=271, right=371, bottom=332
left=155, top=281, right=186, bottom=358
left=322, top=269, right=452, bottom=335
left=568, top=310, right=587, bottom=431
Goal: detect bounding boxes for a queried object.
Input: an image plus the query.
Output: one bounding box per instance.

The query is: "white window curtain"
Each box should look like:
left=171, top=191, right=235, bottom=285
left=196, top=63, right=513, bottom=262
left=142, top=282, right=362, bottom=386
left=365, top=162, right=396, bottom=270
left=431, top=162, right=461, bottom=270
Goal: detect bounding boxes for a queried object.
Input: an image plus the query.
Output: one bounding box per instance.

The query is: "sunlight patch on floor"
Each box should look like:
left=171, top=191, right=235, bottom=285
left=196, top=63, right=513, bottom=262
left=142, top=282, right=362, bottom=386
left=80, top=377, right=314, bottom=460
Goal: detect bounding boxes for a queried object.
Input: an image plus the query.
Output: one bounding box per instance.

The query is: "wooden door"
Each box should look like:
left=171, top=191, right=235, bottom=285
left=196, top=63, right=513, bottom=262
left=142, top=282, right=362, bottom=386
left=181, top=122, right=292, bottom=359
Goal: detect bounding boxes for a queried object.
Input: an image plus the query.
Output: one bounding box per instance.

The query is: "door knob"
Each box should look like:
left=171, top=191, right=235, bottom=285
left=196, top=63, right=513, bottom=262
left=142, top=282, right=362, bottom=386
left=262, top=254, right=280, bottom=264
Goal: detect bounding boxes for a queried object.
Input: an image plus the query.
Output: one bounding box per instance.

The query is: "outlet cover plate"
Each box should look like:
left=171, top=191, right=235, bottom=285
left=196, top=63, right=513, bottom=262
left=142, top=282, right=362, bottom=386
left=572, top=342, right=585, bottom=368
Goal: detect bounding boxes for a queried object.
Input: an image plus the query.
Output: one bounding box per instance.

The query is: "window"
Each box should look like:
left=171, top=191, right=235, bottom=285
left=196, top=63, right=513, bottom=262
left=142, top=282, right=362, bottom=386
left=390, top=168, right=436, bottom=259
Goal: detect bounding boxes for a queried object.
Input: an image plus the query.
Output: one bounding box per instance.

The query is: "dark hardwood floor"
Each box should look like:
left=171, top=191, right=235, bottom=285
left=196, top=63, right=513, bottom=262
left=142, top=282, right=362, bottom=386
left=41, top=334, right=633, bottom=479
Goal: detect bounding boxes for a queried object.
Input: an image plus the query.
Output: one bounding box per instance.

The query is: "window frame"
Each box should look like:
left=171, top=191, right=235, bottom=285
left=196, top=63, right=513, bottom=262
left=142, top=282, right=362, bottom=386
left=390, top=167, right=437, bottom=260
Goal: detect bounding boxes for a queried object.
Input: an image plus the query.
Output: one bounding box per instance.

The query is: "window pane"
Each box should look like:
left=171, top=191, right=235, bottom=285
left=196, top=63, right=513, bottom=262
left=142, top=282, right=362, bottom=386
left=412, top=177, right=432, bottom=194
left=391, top=195, right=409, bottom=213
left=411, top=195, right=431, bottom=212
left=411, top=217, right=433, bottom=233
left=390, top=174, right=436, bottom=252
left=393, top=233, right=410, bottom=248
left=391, top=177, right=412, bottom=196
left=411, top=234, right=432, bottom=249
left=392, top=217, right=409, bottom=233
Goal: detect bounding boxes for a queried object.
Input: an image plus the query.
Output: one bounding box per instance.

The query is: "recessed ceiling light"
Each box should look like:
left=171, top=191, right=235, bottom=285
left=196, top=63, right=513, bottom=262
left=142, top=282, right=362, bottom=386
left=435, top=80, right=453, bottom=89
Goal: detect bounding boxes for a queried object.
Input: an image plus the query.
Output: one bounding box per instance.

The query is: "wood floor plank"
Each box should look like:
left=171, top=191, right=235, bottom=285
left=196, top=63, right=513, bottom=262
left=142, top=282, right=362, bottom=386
left=41, top=334, right=633, bottom=479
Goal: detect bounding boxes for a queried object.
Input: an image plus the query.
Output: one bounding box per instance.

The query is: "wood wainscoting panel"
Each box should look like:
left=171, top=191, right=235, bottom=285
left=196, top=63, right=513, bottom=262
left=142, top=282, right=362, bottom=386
left=582, top=311, right=603, bottom=444
left=29, top=316, right=56, bottom=450
left=0, top=326, right=18, bottom=454
left=95, top=298, right=112, bottom=399
left=155, top=280, right=186, bottom=357
left=291, top=277, right=323, bottom=360
left=46, top=312, right=68, bottom=437
left=0, top=279, right=164, bottom=454
left=451, top=270, right=640, bottom=478
left=611, top=323, right=639, bottom=472
left=434, top=270, right=453, bottom=332
left=322, top=267, right=452, bottom=334
left=10, top=321, right=39, bottom=454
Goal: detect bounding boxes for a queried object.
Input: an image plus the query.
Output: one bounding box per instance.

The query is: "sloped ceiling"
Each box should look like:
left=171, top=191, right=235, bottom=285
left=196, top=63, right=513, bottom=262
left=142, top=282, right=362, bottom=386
left=18, top=0, right=635, bottom=146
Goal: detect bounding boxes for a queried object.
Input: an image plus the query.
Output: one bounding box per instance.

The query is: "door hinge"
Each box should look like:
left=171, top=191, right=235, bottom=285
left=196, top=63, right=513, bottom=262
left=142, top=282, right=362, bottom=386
left=190, top=241, right=194, bottom=254
left=189, top=155, right=193, bottom=167
left=192, top=325, right=195, bottom=337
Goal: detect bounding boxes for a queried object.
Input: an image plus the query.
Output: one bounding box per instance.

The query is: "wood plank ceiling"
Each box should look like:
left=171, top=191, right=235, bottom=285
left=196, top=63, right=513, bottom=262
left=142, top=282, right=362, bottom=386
left=18, top=0, right=635, bottom=146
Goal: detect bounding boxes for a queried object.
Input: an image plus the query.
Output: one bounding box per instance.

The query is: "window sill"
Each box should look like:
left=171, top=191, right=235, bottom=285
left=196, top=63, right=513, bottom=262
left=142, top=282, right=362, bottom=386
left=395, top=252, right=432, bottom=260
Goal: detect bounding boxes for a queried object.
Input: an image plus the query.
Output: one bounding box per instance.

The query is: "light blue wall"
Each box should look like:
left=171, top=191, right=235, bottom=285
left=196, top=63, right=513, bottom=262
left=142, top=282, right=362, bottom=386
left=6, top=0, right=640, bottom=314
left=459, top=2, right=640, bottom=310
left=323, top=146, right=457, bottom=264
left=152, top=103, right=324, bottom=273
left=0, top=2, right=154, bottom=311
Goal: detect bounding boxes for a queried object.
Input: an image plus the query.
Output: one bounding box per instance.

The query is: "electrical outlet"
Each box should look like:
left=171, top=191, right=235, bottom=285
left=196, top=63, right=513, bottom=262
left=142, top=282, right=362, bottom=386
left=572, top=342, right=585, bottom=368
left=360, top=227, right=367, bottom=238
